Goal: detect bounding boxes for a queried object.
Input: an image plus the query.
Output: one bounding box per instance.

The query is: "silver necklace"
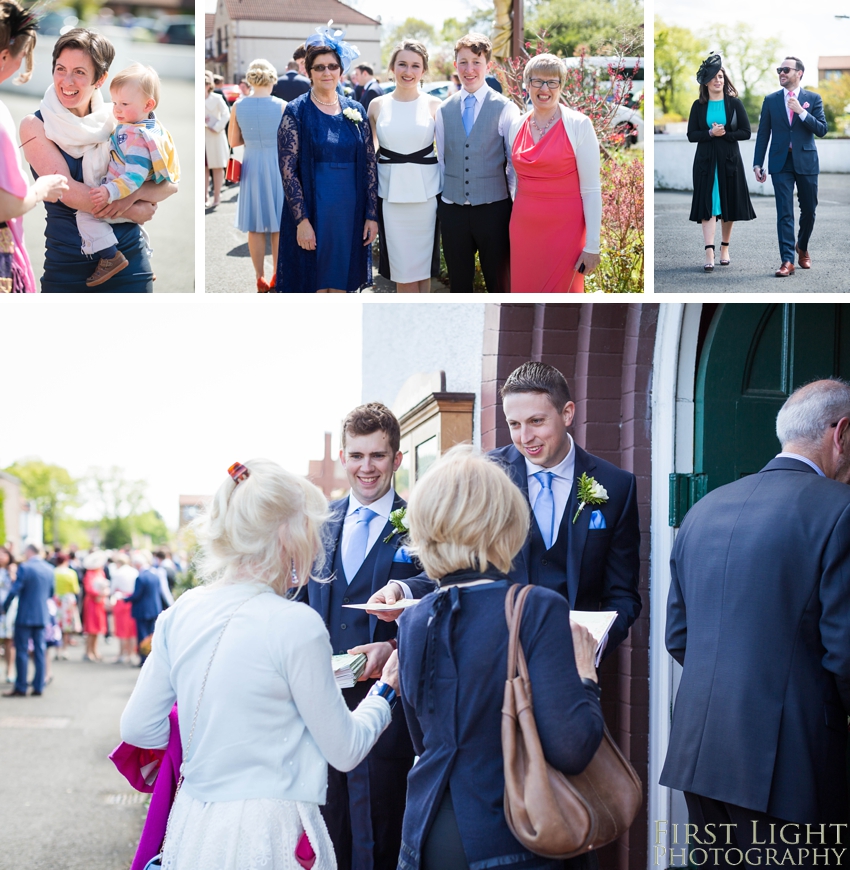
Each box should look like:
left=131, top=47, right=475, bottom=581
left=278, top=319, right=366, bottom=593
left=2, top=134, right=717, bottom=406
left=311, top=89, right=339, bottom=107
left=531, top=112, right=558, bottom=138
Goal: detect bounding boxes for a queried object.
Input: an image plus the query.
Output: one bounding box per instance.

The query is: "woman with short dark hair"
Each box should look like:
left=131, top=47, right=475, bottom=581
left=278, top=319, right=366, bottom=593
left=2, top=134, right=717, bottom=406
left=687, top=54, right=756, bottom=272
left=276, top=25, right=378, bottom=293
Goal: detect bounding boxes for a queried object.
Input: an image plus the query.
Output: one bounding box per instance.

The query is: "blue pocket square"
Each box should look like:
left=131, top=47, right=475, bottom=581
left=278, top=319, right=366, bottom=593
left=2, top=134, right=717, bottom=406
left=589, top=510, right=606, bottom=530
left=392, top=547, right=412, bottom=563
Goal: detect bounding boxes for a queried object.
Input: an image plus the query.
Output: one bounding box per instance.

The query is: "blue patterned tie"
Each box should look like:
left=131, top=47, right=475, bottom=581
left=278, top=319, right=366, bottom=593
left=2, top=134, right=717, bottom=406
left=532, top=472, right=556, bottom=550
left=462, top=93, right=476, bottom=137
left=343, top=507, right=376, bottom=584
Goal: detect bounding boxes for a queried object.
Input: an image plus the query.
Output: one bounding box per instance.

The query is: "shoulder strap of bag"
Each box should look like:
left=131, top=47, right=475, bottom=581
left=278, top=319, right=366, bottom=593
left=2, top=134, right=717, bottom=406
left=505, top=584, right=533, bottom=685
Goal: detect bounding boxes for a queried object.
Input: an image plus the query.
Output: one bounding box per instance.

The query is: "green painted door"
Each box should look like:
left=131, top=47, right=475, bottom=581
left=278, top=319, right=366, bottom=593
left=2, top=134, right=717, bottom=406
left=695, top=303, right=850, bottom=492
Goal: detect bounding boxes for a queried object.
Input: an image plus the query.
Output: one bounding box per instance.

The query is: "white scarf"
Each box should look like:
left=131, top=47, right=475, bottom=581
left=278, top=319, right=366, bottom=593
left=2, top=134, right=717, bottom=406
left=39, top=84, right=115, bottom=188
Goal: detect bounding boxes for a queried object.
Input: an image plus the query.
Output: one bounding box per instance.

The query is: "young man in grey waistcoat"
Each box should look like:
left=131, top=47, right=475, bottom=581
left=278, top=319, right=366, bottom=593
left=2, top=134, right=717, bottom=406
left=435, top=33, right=520, bottom=293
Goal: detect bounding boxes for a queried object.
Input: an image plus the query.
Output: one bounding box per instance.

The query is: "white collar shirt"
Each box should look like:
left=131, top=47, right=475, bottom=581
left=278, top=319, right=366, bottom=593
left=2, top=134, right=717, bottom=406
left=784, top=85, right=809, bottom=122
left=524, top=435, right=577, bottom=545
left=775, top=452, right=825, bottom=476
left=341, top=488, right=396, bottom=567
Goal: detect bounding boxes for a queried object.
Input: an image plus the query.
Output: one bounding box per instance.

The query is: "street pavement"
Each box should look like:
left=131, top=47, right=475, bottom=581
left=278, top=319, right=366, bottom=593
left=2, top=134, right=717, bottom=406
left=654, top=174, right=850, bottom=293
left=0, top=641, right=146, bottom=869
left=203, top=184, right=448, bottom=293
left=2, top=79, right=195, bottom=293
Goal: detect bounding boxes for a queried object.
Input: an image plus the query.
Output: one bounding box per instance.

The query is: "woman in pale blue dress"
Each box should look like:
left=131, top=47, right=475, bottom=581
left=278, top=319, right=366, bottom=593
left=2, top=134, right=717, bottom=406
left=229, top=59, right=286, bottom=291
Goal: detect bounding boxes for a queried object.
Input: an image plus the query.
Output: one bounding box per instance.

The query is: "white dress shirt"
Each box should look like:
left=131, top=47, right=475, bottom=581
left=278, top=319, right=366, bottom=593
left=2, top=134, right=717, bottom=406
left=784, top=85, right=809, bottom=123
left=341, top=488, right=396, bottom=579
left=525, top=434, right=577, bottom=545
left=776, top=452, right=824, bottom=476
left=434, top=84, right=520, bottom=204
left=120, top=583, right=391, bottom=804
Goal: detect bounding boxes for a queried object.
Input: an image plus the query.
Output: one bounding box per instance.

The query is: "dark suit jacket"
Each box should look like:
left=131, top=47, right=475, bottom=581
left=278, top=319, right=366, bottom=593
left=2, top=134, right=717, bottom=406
left=753, top=88, right=828, bottom=175
left=4, top=557, right=54, bottom=626
left=272, top=70, right=310, bottom=102
left=661, top=457, right=850, bottom=823
left=359, top=79, right=384, bottom=112
left=306, top=492, right=423, bottom=643
left=489, top=443, right=641, bottom=655
left=128, top=569, right=164, bottom=622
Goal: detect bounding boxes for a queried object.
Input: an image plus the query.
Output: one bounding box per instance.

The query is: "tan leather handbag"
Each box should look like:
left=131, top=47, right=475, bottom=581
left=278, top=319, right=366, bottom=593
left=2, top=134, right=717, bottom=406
left=501, top=584, right=642, bottom=859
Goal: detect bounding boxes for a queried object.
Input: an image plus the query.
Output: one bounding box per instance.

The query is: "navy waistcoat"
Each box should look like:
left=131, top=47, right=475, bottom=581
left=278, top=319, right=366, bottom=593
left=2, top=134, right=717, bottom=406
left=328, top=536, right=381, bottom=654
left=528, top=509, right=570, bottom=602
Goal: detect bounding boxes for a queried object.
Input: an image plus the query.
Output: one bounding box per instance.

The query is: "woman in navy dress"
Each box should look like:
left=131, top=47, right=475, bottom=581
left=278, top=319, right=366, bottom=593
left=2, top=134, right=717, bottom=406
left=396, top=447, right=604, bottom=870
left=20, top=29, right=177, bottom=293
left=277, top=31, right=377, bottom=293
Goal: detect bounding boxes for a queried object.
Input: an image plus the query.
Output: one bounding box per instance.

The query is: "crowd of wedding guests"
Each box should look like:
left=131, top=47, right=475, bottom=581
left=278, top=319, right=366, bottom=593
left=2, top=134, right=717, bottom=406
left=0, top=542, right=183, bottom=696
left=205, top=26, right=603, bottom=294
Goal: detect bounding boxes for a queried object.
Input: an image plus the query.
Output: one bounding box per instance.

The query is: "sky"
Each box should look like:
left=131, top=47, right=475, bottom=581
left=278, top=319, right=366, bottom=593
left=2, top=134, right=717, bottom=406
left=204, top=0, right=492, bottom=31
left=655, top=0, right=850, bottom=87
left=2, top=304, right=363, bottom=530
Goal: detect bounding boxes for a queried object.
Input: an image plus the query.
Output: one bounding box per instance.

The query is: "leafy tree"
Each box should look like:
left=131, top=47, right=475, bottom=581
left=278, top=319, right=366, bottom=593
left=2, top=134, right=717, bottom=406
left=654, top=18, right=702, bottom=118
left=87, top=465, right=146, bottom=521
left=4, top=459, right=78, bottom=547
left=809, top=76, right=850, bottom=132
left=380, top=18, right=437, bottom=68
left=527, top=0, right=643, bottom=60
left=709, top=24, right=781, bottom=123
left=103, top=516, right=133, bottom=550
left=131, top=510, right=170, bottom=545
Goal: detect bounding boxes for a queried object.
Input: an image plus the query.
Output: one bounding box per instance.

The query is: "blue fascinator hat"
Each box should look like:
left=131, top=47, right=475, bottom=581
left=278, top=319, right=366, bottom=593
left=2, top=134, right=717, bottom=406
left=305, top=20, right=361, bottom=74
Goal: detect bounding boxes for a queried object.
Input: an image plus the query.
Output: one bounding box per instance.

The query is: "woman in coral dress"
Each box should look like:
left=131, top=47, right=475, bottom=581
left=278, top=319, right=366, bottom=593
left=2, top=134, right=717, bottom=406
left=82, top=551, right=109, bottom=661
left=509, top=54, right=602, bottom=293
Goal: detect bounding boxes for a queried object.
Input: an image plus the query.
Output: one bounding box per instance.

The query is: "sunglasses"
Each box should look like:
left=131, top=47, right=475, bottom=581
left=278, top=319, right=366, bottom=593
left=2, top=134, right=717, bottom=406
left=776, top=66, right=798, bottom=75
left=312, top=63, right=341, bottom=73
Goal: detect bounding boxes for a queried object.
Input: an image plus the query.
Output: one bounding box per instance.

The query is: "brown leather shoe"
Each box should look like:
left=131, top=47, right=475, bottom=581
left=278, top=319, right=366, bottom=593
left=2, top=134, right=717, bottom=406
left=775, top=261, right=796, bottom=277
left=86, top=251, right=129, bottom=287
left=795, top=245, right=811, bottom=269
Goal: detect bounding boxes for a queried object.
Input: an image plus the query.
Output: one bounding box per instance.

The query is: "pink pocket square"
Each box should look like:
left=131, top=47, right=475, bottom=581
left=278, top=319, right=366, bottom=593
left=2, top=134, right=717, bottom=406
left=803, top=102, right=810, bottom=109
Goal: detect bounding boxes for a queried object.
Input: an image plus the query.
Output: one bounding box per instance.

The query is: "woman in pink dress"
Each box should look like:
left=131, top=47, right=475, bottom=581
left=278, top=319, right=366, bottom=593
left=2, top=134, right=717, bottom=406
left=508, top=54, right=602, bottom=293
left=0, top=0, right=67, bottom=292
left=82, top=552, right=109, bottom=661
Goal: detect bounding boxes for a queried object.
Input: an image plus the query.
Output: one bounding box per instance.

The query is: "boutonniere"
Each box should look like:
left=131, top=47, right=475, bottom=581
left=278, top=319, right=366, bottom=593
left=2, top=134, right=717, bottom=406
left=383, top=507, right=409, bottom=543
left=572, top=473, right=608, bottom=524
left=343, top=107, right=363, bottom=125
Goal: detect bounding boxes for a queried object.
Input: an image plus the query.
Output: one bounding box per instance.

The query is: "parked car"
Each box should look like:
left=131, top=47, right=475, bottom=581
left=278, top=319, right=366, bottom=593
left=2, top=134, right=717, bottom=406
left=156, top=15, right=194, bottom=45
left=377, top=80, right=454, bottom=100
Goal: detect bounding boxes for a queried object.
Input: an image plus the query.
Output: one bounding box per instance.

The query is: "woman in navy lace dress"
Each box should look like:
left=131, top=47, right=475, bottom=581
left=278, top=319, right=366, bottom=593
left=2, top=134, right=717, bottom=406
left=277, top=35, right=378, bottom=293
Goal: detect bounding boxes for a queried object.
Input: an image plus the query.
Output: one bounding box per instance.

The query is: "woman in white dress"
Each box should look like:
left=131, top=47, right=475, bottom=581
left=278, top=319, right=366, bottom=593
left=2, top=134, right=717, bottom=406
left=120, top=459, right=398, bottom=869
left=368, top=41, right=441, bottom=293
left=204, top=70, right=231, bottom=208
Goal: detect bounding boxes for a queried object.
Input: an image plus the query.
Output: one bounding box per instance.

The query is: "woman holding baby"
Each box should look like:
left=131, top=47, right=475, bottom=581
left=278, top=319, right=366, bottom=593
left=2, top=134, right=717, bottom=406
left=20, top=27, right=178, bottom=292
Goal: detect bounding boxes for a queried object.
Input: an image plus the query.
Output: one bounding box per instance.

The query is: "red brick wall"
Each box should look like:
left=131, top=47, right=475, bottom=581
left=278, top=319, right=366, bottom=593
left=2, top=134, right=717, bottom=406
left=481, top=302, right=658, bottom=870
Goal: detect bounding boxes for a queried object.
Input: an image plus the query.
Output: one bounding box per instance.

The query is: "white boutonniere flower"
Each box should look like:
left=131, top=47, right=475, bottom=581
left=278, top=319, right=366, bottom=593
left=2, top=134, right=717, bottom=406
left=343, top=107, right=363, bottom=125
left=572, top=472, right=609, bottom=524
left=383, top=507, right=409, bottom=543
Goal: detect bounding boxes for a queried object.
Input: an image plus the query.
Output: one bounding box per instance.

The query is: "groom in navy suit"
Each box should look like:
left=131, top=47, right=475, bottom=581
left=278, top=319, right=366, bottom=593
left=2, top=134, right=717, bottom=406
left=753, top=57, right=828, bottom=277
left=303, top=403, right=428, bottom=870
left=661, top=379, right=850, bottom=857
left=490, top=362, right=641, bottom=659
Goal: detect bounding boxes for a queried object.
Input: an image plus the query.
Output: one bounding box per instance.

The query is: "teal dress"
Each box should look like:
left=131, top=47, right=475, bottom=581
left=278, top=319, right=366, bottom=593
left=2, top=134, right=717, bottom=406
left=706, top=100, right=725, bottom=217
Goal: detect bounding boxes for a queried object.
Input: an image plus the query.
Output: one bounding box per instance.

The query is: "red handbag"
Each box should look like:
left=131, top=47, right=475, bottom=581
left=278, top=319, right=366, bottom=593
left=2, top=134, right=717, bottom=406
left=225, top=157, right=241, bottom=183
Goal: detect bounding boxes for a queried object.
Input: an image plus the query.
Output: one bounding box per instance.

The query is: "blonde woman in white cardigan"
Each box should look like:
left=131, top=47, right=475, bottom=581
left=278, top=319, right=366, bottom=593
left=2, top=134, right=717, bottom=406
left=204, top=70, right=230, bottom=208
left=508, top=54, right=602, bottom=292
left=121, top=459, right=398, bottom=869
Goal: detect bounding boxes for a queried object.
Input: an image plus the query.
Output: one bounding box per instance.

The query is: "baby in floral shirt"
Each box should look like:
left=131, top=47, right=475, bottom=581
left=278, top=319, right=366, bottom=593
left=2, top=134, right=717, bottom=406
left=80, top=63, right=180, bottom=287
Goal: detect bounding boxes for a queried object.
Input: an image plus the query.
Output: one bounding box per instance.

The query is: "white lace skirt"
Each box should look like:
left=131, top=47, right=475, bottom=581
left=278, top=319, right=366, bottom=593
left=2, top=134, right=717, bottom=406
left=161, top=791, right=335, bottom=870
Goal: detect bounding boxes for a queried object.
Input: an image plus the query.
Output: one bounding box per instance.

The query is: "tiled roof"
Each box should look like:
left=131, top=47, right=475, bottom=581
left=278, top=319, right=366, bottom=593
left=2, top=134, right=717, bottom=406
left=223, top=0, right=379, bottom=26
left=205, top=13, right=215, bottom=37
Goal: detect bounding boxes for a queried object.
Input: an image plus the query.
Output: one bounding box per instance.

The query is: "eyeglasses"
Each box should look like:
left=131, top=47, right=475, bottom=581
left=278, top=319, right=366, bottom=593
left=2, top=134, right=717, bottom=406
left=776, top=67, right=798, bottom=75
left=312, top=63, right=341, bottom=73
left=529, top=79, right=561, bottom=91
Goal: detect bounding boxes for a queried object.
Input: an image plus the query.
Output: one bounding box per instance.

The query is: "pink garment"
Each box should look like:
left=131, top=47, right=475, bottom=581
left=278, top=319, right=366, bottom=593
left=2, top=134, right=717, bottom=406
left=110, top=705, right=181, bottom=870
left=0, top=99, right=37, bottom=292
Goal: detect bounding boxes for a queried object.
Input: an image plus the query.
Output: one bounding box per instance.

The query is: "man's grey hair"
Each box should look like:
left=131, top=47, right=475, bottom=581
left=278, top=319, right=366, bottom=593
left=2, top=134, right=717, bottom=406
left=775, top=378, right=850, bottom=448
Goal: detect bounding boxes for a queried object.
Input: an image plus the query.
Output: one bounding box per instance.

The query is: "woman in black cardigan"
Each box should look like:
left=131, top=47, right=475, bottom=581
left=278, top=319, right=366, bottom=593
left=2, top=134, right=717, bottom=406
left=395, top=447, right=603, bottom=870
left=687, top=55, right=756, bottom=271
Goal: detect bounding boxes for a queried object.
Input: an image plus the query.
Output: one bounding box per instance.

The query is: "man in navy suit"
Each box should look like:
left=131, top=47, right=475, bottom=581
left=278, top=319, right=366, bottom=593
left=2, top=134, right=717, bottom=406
left=272, top=60, right=310, bottom=102
left=2, top=545, right=54, bottom=696
left=304, top=402, right=427, bottom=870
left=490, top=362, right=641, bottom=659
left=128, top=554, right=165, bottom=666
left=351, top=64, right=383, bottom=111
left=661, top=379, right=850, bottom=859
left=753, top=57, right=828, bottom=277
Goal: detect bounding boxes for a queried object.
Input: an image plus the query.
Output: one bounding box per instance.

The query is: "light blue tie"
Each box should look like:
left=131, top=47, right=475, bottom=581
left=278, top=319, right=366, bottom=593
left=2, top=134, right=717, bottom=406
left=532, top=472, right=556, bottom=550
left=462, top=93, right=476, bottom=137
left=343, top=507, right=376, bottom=584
